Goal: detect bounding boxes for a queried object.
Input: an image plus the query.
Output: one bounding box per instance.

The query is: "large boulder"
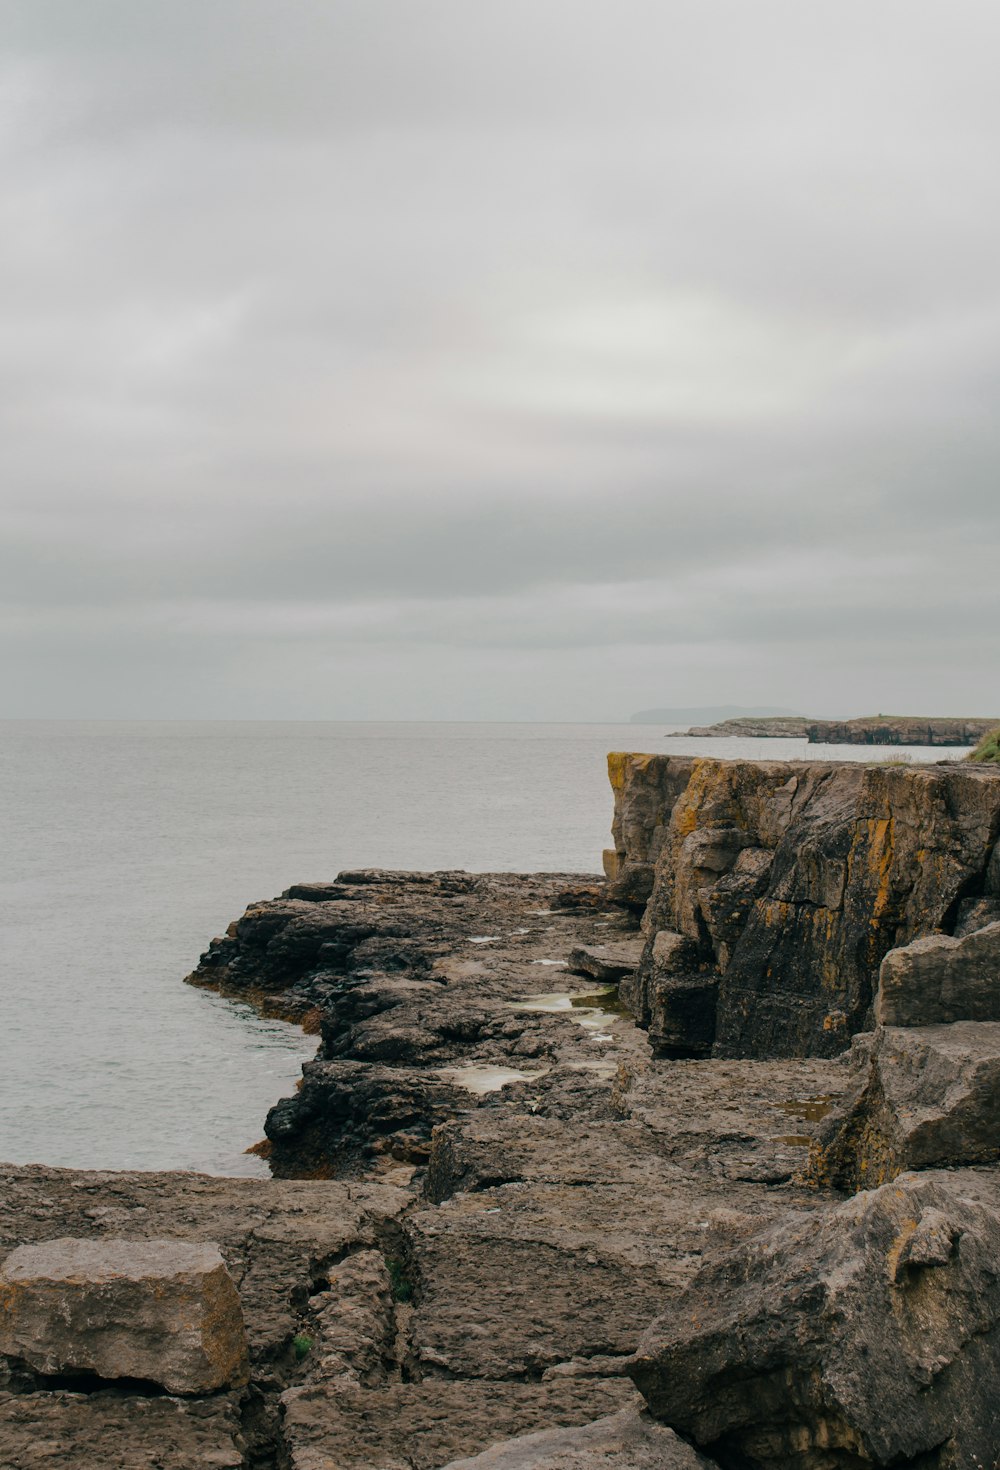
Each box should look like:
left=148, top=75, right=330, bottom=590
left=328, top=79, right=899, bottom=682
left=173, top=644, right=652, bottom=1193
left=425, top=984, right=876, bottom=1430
left=630, top=1172, right=1000, bottom=1468
left=876, top=920, right=1000, bottom=1025
left=439, top=1405, right=718, bottom=1468
left=0, top=1238, right=248, bottom=1393
left=814, top=1022, right=1000, bottom=1191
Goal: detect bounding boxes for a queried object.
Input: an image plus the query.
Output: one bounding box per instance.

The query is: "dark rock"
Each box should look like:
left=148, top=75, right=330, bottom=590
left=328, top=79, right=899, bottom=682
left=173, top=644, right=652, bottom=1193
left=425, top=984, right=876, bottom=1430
left=806, top=716, right=998, bottom=746
left=631, top=1171, right=1000, bottom=1468
left=607, top=755, right=1000, bottom=1057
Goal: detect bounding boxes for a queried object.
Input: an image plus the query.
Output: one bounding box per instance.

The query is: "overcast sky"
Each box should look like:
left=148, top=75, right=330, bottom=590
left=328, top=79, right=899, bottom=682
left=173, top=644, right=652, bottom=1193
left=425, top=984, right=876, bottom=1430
left=2, top=1, right=998, bottom=720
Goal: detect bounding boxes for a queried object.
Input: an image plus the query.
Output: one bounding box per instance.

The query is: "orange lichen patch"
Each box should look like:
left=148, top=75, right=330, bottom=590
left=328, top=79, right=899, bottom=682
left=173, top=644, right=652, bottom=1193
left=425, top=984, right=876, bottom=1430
left=245, top=1138, right=273, bottom=1158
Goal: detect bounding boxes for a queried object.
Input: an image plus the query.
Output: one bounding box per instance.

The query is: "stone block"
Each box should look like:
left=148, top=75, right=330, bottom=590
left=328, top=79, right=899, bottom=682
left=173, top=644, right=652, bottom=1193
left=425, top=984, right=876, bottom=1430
left=631, top=1172, right=1000, bottom=1468
left=876, top=920, right=1000, bottom=1025
left=0, top=1238, right=248, bottom=1393
left=815, top=1022, right=1000, bottom=1190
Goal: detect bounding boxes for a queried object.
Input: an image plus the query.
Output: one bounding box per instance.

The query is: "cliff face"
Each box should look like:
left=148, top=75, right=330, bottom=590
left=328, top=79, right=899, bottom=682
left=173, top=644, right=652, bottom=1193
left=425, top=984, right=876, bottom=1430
left=806, top=716, right=998, bottom=746
left=608, top=755, right=1000, bottom=1059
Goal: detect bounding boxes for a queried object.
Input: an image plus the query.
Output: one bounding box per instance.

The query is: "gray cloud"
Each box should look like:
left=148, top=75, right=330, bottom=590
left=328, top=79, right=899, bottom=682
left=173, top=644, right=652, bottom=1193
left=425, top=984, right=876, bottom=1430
left=2, top=0, right=999, bottom=718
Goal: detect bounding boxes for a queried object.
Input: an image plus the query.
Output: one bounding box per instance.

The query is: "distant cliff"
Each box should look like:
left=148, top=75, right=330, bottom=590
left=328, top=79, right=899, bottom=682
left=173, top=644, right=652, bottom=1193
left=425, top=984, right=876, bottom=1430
left=682, top=714, right=998, bottom=745
left=807, top=715, right=998, bottom=746
left=606, top=752, right=1000, bottom=1059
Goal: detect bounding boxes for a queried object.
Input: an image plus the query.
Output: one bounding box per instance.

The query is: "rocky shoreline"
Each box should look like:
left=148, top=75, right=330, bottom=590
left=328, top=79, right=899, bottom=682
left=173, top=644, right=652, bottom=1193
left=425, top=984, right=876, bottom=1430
left=684, top=714, right=998, bottom=744
left=4, top=753, right=1000, bottom=1467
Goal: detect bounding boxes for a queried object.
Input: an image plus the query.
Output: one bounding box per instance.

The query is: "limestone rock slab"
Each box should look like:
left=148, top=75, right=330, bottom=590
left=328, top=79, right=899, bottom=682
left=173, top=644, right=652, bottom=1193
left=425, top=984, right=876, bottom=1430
left=439, top=1405, right=718, bottom=1468
left=876, top=919, right=1000, bottom=1025
left=631, top=1172, right=1000, bottom=1468
left=0, top=1237, right=248, bottom=1393
left=0, top=1390, right=244, bottom=1469
left=815, top=1022, right=1000, bottom=1190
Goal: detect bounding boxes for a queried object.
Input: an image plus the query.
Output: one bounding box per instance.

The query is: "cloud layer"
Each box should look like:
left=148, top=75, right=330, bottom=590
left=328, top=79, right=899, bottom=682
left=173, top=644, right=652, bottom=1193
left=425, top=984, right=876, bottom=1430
left=3, top=1, right=999, bottom=718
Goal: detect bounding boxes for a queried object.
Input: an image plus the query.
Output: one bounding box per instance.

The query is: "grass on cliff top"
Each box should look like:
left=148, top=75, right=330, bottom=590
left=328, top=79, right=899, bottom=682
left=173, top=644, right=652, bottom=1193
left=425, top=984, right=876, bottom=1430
left=968, top=728, right=1000, bottom=763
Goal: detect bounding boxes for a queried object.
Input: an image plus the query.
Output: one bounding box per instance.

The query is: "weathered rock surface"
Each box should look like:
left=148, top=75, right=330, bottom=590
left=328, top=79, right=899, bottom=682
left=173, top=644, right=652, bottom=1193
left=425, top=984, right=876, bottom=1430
left=815, top=1022, right=1000, bottom=1190
left=0, top=1237, right=248, bottom=1394
left=876, top=918, right=1000, bottom=1025
left=806, top=715, right=997, bottom=746
left=681, top=716, right=997, bottom=744
left=0, top=1391, right=245, bottom=1469
left=684, top=717, right=810, bottom=738
left=439, top=1405, right=718, bottom=1469
left=631, top=1170, right=1000, bottom=1468
left=607, top=755, right=1000, bottom=1057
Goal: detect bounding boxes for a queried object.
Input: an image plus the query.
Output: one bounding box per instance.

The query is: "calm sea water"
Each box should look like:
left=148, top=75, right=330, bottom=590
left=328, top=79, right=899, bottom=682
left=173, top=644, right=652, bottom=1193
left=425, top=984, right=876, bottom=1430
left=0, top=721, right=953, bottom=1174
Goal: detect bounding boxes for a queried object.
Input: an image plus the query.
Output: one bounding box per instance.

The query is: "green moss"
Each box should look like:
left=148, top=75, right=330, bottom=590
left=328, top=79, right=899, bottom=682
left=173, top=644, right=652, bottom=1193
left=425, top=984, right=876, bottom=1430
left=386, top=1256, right=414, bottom=1303
left=968, top=728, right=1000, bottom=763
left=292, top=1333, right=313, bottom=1361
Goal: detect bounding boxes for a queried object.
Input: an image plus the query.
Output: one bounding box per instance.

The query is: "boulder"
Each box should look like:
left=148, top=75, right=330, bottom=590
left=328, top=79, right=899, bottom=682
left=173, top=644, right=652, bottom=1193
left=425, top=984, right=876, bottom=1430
left=630, top=1172, right=1000, bottom=1468
left=875, top=920, right=1000, bottom=1025
left=814, top=1022, right=1000, bottom=1190
left=439, top=1405, right=718, bottom=1468
left=0, top=1238, right=248, bottom=1393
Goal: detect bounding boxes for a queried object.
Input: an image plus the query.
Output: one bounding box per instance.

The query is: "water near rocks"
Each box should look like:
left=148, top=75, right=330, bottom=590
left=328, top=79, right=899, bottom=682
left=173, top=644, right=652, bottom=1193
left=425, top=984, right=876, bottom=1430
left=0, top=720, right=949, bottom=1175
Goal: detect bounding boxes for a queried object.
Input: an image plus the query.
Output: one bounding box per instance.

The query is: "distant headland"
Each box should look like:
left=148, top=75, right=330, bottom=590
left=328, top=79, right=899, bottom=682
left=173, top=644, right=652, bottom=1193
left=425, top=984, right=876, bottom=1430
left=679, top=713, right=1000, bottom=746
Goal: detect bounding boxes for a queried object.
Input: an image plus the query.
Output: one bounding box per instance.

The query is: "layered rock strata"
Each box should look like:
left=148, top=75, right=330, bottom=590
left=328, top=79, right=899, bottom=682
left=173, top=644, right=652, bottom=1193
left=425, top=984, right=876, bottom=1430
left=684, top=715, right=997, bottom=745
left=607, top=755, right=1000, bottom=1059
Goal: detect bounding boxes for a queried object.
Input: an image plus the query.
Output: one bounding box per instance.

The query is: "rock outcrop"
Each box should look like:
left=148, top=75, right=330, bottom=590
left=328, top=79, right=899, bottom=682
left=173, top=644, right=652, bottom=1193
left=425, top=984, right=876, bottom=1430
left=0, top=1238, right=248, bottom=1394
left=806, top=715, right=998, bottom=746
left=607, top=755, right=1000, bottom=1059
left=683, top=716, right=997, bottom=745
left=631, top=1170, right=1000, bottom=1469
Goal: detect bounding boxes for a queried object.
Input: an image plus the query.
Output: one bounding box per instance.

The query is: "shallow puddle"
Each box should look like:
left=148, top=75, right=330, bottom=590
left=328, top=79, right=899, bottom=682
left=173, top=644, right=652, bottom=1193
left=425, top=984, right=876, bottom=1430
left=468, top=935, right=501, bottom=944
left=777, top=1096, right=834, bottom=1122
left=508, top=987, right=626, bottom=1035
left=435, top=1064, right=549, bottom=1095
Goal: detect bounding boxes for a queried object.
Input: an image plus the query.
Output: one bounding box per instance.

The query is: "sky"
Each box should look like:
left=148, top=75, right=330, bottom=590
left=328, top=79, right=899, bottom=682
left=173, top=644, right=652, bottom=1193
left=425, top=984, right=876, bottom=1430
left=2, top=1, right=999, bottom=720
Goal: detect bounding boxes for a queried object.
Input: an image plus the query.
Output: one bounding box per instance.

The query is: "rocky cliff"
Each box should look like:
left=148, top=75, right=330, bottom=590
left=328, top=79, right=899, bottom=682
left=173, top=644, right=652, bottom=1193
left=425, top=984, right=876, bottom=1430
left=607, top=754, right=1000, bottom=1059
left=807, top=715, right=998, bottom=746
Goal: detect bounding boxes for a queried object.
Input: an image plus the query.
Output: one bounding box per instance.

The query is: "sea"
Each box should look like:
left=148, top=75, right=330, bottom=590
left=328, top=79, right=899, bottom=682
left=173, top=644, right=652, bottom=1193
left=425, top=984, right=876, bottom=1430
left=0, top=720, right=954, bottom=1176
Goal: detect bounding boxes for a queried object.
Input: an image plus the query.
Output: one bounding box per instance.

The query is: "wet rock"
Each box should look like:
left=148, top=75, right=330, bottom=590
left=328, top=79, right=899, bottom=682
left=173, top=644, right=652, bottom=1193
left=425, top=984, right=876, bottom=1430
left=0, top=1238, right=248, bottom=1394
left=264, top=1059, right=474, bottom=1175
left=631, top=1171, right=1000, bottom=1468
left=814, top=1022, right=1000, bottom=1190
left=439, top=1405, right=718, bottom=1469
left=876, top=920, right=1000, bottom=1025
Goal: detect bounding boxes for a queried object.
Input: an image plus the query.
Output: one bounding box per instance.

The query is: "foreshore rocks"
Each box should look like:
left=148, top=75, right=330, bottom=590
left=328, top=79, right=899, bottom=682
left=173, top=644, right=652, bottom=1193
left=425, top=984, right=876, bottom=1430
left=7, top=753, right=1000, bottom=1466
